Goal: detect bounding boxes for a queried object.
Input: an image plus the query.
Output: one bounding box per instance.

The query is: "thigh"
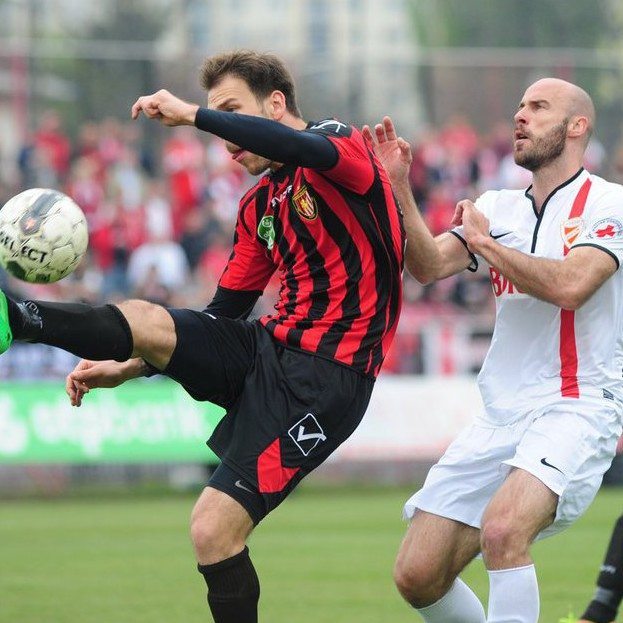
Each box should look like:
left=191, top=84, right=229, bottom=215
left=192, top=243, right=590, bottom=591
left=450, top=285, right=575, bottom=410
left=163, top=310, right=255, bottom=406
left=505, top=399, right=621, bottom=537
left=404, top=421, right=521, bottom=528
left=396, top=510, right=480, bottom=587
left=482, top=467, right=558, bottom=544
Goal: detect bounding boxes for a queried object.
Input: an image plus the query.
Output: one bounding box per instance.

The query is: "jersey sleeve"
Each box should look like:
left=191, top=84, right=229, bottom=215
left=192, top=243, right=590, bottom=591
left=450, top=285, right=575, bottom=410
left=305, top=120, right=375, bottom=194
left=218, top=199, right=276, bottom=292
left=570, top=192, right=623, bottom=269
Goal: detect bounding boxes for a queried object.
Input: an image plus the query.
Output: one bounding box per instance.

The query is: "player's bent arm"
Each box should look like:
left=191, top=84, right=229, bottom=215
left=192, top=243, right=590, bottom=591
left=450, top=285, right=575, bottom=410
left=194, top=109, right=338, bottom=169
left=394, top=179, right=472, bottom=283
left=474, top=239, right=617, bottom=309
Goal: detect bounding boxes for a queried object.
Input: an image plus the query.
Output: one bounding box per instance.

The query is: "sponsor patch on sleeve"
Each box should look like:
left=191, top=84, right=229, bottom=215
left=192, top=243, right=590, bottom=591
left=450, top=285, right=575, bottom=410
left=588, top=218, right=623, bottom=240
left=307, top=119, right=352, bottom=138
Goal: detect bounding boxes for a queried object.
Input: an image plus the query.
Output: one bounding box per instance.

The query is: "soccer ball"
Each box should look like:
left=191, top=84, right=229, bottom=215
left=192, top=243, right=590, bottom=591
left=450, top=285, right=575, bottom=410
left=0, top=188, right=88, bottom=283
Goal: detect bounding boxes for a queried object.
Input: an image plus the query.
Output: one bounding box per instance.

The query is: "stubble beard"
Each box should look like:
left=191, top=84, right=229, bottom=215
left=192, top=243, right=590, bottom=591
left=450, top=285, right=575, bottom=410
left=514, top=118, right=568, bottom=172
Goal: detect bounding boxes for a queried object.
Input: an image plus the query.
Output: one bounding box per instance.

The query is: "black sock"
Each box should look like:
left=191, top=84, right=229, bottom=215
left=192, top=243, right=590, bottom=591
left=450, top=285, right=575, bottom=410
left=197, top=546, right=260, bottom=623
left=6, top=298, right=133, bottom=361
left=581, top=514, right=623, bottom=622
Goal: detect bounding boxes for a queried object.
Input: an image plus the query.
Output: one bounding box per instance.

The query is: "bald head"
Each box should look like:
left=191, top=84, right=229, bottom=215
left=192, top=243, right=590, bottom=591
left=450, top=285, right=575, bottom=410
left=524, top=78, right=595, bottom=145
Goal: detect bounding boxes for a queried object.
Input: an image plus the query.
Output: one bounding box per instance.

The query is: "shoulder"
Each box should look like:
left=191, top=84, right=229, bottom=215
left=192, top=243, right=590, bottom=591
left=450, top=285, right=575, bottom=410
left=306, top=118, right=355, bottom=139
left=475, top=188, right=526, bottom=211
left=586, top=173, right=623, bottom=203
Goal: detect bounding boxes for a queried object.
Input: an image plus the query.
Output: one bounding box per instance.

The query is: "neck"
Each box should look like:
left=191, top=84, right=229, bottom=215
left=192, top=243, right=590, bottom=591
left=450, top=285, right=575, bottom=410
left=529, top=159, right=584, bottom=211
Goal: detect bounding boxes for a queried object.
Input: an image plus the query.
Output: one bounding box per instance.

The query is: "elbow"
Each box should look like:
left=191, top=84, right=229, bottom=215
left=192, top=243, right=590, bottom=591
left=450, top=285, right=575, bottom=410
left=405, top=261, right=436, bottom=285
left=555, top=288, right=589, bottom=311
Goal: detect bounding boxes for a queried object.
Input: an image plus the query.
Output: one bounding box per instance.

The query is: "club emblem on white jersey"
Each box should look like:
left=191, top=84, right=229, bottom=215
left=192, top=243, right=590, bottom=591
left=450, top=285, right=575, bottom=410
left=560, top=217, right=584, bottom=248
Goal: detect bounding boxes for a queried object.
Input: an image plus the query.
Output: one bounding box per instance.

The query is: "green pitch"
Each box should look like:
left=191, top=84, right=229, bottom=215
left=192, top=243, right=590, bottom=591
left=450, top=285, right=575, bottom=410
left=0, top=485, right=620, bottom=622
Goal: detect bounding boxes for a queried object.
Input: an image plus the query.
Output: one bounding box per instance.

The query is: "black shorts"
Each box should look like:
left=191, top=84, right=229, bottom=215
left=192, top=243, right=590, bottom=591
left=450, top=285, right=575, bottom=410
left=164, top=309, right=375, bottom=524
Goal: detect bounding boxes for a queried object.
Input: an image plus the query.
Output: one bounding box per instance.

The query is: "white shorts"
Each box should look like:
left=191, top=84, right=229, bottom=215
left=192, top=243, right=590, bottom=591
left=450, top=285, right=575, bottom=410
left=404, top=397, right=622, bottom=538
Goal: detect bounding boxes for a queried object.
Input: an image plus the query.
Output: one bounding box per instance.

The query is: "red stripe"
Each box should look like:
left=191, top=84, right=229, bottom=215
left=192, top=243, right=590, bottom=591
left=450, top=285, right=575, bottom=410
left=560, top=308, right=580, bottom=397
left=257, top=438, right=300, bottom=494
left=559, top=177, right=591, bottom=397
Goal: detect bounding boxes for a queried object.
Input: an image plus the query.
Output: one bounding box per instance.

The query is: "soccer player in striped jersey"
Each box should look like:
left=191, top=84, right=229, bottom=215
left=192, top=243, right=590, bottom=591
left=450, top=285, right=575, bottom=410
left=365, top=78, right=623, bottom=623
left=578, top=513, right=623, bottom=623
left=0, top=51, right=404, bottom=623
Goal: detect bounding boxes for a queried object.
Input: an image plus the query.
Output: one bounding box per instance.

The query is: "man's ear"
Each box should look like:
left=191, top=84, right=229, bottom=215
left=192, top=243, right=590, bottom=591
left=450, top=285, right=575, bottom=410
left=267, top=90, right=287, bottom=121
left=568, top=115, right=589, bottom=139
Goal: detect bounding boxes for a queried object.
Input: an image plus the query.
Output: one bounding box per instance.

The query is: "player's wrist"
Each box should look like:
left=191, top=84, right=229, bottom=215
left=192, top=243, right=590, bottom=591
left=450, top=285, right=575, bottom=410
left=185, top=103, right=200, bottom=125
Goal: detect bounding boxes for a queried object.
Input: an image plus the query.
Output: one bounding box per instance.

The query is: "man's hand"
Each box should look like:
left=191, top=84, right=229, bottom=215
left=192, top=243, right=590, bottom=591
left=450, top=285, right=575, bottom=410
left=65, top=359, right=143, bottom=407
left=460, top=200, right=490, bottom=254
left=131, top=89, right=199, bottom=127
left=362, top=116, right=412, bottom=186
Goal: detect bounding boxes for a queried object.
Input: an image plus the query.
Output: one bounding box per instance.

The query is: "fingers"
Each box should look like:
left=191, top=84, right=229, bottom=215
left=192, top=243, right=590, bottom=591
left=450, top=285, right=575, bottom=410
left=383, top=116, right=397, bottom=141
left=362, top=125, right=374, bottom=144
left=450, top=203, right=465, bottom=227
left=65, top=375, right=86, bottom=407
left=131, top=95, right=163, bottom=120
left=397, top=137, right=413, bottom=162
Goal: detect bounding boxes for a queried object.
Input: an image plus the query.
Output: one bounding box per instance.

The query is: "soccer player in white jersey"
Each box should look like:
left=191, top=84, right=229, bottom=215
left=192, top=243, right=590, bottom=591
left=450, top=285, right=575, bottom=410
left=364, top=78, right=623, bottom=623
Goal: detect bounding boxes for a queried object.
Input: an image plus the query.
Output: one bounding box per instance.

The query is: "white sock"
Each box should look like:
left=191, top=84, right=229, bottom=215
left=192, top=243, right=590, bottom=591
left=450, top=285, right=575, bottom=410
left=487, top=565, right=539, bottom=623
left=417, top=578, right=486, bottom=622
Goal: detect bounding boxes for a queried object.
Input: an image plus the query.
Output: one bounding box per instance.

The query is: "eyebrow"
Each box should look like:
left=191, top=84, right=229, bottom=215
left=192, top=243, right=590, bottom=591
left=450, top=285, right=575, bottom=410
left=518, top=98, right=549, bottom=109
left=214, top=97, right=238, bottom=111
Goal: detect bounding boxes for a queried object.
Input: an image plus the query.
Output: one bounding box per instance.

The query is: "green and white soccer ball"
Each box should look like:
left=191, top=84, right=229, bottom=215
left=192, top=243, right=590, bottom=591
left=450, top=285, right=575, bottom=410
left=0, top=188, right=88, bottom=283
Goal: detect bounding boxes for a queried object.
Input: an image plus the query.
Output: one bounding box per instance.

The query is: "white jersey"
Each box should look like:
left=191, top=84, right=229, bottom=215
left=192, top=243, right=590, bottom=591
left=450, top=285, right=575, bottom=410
left=453, top=168, right=623, bottom=424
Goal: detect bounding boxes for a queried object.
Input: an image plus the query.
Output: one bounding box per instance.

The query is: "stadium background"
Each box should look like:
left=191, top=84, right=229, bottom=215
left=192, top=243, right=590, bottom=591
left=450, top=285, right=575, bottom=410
left=1, top=1, right=623, bottom=621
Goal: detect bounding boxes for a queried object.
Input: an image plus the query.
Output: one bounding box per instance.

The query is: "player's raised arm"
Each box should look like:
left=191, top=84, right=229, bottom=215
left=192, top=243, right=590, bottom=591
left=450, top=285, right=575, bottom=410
left=363, top=116, right=472, bottom=283
left=132, top=88, right=338, bottom=170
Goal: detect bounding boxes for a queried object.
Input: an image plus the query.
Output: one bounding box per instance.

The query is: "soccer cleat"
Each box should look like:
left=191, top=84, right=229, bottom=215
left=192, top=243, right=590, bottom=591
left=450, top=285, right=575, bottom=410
left=0, top=291, right=13, bottom=353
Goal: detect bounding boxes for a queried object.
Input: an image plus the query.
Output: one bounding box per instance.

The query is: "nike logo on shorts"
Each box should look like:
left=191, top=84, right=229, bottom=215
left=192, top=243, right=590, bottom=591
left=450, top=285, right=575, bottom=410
left=234, top=479, right=254, bottom=494
left=540, top=457, right=564, bottom=474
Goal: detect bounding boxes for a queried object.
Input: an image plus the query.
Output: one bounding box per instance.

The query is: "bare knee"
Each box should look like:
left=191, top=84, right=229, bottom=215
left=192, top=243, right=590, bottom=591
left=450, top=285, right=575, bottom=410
left=393, top=555, right=455, bottom=607
left=115, top=299, right=175, bottom=367
left=190, top=487, right=254, bottom=565
left=481, top=516, right=529, bottom=568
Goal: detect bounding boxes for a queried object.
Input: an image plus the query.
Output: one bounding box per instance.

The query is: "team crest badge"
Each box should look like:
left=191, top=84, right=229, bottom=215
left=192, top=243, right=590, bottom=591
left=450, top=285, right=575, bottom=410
left=292, top=186, right=318, bottom=220
left=560, top=217, right=584, bottom=248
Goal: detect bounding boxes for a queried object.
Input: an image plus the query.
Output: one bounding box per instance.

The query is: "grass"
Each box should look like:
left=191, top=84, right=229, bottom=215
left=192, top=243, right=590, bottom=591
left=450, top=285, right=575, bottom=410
left=0, top=484, right=621, bottom=622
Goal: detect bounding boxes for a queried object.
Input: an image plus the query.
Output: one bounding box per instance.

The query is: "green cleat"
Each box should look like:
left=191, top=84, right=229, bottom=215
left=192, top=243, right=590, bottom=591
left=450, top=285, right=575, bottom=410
left=0, top=291, right=13, bottom=353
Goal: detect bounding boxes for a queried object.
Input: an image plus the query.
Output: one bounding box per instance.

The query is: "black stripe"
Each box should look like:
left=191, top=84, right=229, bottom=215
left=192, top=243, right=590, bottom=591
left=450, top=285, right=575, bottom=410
left=449, top=230, right=478, bottom=272
left=312, top=190, right=362, bottom=358
left=274, top=176, right=330, bottom=349
left=363, top=162, right=403, bottom=372
left=572, top=243, right=620, bottom=269
left=252, top=184, right=270, bottom=238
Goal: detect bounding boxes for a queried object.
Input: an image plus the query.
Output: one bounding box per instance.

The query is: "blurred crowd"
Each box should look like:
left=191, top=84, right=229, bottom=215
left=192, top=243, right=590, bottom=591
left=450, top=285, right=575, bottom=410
left=0, top=111, right=615, bottom=378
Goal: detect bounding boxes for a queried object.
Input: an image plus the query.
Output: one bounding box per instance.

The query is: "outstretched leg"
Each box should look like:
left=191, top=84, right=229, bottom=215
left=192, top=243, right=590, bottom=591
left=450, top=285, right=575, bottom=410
left=0, top=292, right=176, bottom=369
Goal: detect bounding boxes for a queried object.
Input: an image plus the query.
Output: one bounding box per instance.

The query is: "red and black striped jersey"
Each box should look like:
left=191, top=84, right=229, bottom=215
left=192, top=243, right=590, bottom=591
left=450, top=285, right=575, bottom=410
left=218, top=120, right=405, bottom=377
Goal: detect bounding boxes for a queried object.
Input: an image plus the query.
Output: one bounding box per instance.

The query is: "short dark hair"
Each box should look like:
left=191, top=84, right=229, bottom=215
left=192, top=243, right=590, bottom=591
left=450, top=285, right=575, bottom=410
left=200, top=50, right=301, bottom=117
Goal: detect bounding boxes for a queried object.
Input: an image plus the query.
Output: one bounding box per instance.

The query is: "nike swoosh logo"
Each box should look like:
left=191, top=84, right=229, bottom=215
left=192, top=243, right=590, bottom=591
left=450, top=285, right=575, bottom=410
left=234, top=479, right=254, bottom=493
left=490, top=231, right=512, bottom=240
left=540, top=457, right=564, bottom=474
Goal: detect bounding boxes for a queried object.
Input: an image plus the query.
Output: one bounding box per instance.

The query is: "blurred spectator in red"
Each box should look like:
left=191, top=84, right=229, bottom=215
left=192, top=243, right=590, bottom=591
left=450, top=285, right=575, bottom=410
left=34, top=110, right=71, bottom=183
left=162, top=126, right=206, bottom=236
